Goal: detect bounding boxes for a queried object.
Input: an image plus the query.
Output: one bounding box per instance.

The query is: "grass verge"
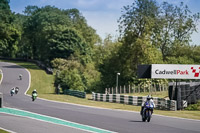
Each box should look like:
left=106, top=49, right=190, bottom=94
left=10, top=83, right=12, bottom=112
left=0, top=129, right=9, bottom=133
left=1, top=60, right=200, bottom=120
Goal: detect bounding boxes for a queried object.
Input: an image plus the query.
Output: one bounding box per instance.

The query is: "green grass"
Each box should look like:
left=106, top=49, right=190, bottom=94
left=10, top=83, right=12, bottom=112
left=0, top=129, right=9, bottom=133
left=1, top=60, right=200, bottom=120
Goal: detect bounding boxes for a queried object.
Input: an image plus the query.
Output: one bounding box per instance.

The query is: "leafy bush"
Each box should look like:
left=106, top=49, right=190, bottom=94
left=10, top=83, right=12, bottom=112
left=52, top=58, right=101, bottom=92
left=185, top=101, right=200, bottom=111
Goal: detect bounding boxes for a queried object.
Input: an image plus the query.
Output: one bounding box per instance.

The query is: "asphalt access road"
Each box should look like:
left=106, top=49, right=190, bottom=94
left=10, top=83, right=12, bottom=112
left=0, top=62, right=200, bottom=133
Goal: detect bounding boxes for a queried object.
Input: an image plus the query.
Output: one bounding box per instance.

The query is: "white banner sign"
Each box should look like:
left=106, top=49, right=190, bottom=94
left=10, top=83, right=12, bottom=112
left=151, top=64, right=200, bottom=79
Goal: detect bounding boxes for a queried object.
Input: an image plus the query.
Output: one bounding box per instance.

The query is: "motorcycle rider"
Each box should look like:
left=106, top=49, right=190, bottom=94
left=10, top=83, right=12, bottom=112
left=15, top=87, right=19, bottom=94
left=32, top=89, right=38, bottom=101
left=140, top=95, right=155, bottom=115
left=19, top=74, right=22, bottom=80
left=32, top=89, right=37, bottom=95
left=10, top=87, right=15, bottom=96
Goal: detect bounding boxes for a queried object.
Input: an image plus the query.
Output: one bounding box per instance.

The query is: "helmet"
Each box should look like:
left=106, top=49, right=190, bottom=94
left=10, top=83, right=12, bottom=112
left=147, top=95, right=151, bottom=100
left=34, top=89, right=36, bottom=91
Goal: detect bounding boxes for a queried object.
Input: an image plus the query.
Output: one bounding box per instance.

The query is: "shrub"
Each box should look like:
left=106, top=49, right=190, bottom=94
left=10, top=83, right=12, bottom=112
left=185, top=101, right=200, bottom=111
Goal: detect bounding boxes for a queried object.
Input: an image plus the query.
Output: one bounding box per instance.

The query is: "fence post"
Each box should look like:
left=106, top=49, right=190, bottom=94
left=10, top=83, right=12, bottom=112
left=159, top=83, right=161, bottom=92
left=124, top=85, right=126, bottom=94
left=120, top=86, right=122, bottom=94
left=129, top=85, right=130, bottom=94
left=112, top=87, right=113, bottom=94
left=153, top=83, right=156, bottom=92
left=162, top=84, right=165, bottom=91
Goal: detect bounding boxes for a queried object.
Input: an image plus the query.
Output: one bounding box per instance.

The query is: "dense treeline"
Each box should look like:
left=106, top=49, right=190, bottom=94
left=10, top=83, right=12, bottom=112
left=1, top=0, right=200, bottom=93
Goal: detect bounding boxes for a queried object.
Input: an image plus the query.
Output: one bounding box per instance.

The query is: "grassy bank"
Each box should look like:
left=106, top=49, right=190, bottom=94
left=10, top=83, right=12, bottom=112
left=0, top=129, right=9, bottom=133
left=1, top=60, right=200, bottom=120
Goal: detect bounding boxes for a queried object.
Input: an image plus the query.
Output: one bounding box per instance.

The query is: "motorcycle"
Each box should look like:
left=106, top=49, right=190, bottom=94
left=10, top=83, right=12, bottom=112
left=19, top=74, right=22, bottom=80
left=10, top=89, right=15, bottom=96
left=142, top=102, right=154, bottom=122
left=32, top=93, right=38, bottom=101
left=15, top=87, right=19, bottom=94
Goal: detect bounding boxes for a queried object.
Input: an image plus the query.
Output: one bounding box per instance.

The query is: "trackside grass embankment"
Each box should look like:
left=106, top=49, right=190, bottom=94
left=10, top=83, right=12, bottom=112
left=1, top=60, right=200, bottom=120
left=0, top=128, right=9, bottom=133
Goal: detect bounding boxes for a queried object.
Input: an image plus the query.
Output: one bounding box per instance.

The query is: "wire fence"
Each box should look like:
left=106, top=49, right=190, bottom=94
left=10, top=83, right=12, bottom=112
left=105, top=84, right=168, bottom=94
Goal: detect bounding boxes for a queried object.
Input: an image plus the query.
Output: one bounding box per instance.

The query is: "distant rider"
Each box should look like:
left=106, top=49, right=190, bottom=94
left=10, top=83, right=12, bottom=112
left=15, top=87, right=19, bottom=94
left=10, top=87, right=15, bottom=96
left=19, top=74, right=22, bottom=80
left=140, top=95, right=155, bottom=115
left=32, top=89, right=38, bottom=101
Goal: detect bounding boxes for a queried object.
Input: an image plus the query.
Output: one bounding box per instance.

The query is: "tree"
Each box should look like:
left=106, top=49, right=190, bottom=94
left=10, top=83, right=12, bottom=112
left=95, top=35, right=124, bottom=89
left=152, top=2, right=200, bottom=60
left=52, top=58, right=101, bottom=92
left=64, top=9, right=101, bottom=48
left=23, top=6, right=72, bottom=60
left=22, top=6, right=99, bottom=65
left=48, top=28, right=92, bottom=64
left=0, top=0, right=20, bottom=57
left=115, top=0, right=199, bottom=86
left=119, top=0, right=199, bottom=61
left=57, top=69, right=85, bottom=92
left=116, top=0, right=162, bottom=83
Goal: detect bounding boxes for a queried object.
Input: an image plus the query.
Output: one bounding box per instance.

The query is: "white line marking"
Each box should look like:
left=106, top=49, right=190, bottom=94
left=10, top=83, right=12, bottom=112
left=0, top=69, right=3, bottom=85
left=0, top=112, right=92, bottom=133
left=0, top=126, right=16, bottom=133
left=0, top=108, right=117, bottom=133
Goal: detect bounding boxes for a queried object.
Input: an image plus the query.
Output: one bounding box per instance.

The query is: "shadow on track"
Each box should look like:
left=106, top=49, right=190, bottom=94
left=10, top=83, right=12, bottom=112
left=129, top=120, right=143, bottom=123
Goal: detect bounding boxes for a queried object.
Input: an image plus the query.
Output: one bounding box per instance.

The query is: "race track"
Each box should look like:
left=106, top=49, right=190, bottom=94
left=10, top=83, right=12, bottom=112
left=0, top=62, right=200, bottom=133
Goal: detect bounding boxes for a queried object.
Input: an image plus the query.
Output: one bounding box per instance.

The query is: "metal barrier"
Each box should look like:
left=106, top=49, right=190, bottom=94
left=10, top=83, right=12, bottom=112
left=92, top=92, right=177, bottom=111
left=64, top=89, right=86, bottom=98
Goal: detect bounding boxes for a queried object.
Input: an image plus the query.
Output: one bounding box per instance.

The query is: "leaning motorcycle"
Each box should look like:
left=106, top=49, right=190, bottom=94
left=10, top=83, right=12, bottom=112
left=19, top=74, right=22, bottom=80
left=142, top=103, right=154, bottom=122
left=10, top=89, right=15, bottom=96
left=32, top=93, right=38, bottom=101
left=15, top=87, right=19, bottom=94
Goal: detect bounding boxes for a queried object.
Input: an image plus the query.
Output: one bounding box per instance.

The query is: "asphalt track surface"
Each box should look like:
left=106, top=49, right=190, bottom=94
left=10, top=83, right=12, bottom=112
left=0, top=113, right=88, bottom=133
left=0, top=62, right=200, bottom=133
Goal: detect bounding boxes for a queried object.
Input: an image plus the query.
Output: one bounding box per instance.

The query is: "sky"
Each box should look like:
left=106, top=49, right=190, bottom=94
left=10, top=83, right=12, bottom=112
left=9, top=0, right=200, bottom=44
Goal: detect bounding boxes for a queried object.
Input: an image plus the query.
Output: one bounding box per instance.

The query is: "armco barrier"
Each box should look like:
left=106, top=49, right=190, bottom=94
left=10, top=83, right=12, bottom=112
left=0, top=93, right=3, bottom=108
left=64, top=89, right=86, bottom=98
left=92, top=93, right=177, bottom=111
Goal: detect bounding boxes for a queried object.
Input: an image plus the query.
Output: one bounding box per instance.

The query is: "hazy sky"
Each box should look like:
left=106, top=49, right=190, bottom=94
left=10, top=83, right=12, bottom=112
left=10, top=0, right=200, bottom=44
